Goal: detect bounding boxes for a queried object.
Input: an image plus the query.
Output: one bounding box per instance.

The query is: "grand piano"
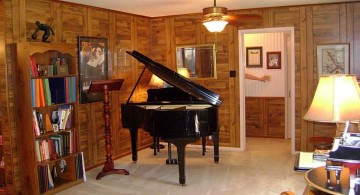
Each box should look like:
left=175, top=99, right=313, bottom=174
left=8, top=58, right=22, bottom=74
left=121, top=50, right=221, bottom=185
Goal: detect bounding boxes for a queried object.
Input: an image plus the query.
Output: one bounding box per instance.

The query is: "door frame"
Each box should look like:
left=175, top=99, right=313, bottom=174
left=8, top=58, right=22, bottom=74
left=238, top=27, right=296, bottom=154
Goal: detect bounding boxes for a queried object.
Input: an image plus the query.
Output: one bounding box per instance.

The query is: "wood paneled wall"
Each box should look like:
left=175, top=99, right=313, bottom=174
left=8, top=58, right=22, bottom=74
left=245, top=97, right=285, bottom=138
left=151, top=3, right=360, bottom=151
left=1, top=0, right=360, bottom=193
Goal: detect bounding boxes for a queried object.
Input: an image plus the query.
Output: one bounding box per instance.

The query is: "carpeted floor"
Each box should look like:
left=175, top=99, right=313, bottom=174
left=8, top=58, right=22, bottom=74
left=57, top=137, right=306, bottom=195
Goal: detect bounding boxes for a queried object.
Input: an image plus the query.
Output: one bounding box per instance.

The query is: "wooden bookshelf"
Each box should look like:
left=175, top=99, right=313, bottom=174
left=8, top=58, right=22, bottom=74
left=0, top=115, right=5, bottom=193
left=12, top=42, right=85, bottom=194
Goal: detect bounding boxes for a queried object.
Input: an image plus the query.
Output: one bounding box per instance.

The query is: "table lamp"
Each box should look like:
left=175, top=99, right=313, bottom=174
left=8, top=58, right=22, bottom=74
left=303, top=74, right=360, bottom=138
left=149, top=74, right=164, bottom=88
left=177, top=68, right=190, bottom=78
left=303, top=74, right=360, bottom=192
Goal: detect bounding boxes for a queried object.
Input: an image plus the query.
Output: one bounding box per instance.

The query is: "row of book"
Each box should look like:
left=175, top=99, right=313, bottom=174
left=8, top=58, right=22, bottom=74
left=75, top=152, right=86, bottom=180
left=38, top=164, right=54, bottom=193
left=37, top=152, right=85, bottom=193
left=35, top=130, right=76, bottom=162
left=30, top=77, right=76, bottom=107
left=32, top=105, right=72, bottom=136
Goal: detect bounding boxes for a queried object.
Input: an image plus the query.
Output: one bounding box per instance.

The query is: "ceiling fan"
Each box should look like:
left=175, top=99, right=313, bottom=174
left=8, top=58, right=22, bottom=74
left=202, top=0, right=263, bottom=30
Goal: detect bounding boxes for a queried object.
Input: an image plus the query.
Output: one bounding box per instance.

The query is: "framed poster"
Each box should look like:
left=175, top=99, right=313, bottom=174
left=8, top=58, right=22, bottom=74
left=78, top=36, right=109, bottom=103
left=317, top=43, right=349, bottom=78
left=266, top=51, right=281, bottom=69
left=246, top=47, right=262, bottom=68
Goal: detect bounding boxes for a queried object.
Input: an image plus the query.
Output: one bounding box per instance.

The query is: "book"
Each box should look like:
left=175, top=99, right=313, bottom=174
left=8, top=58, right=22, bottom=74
left=44, top=113, right=53, bottom=132
left=30, top=79, right=36, bottom=107
left=39, top=78, right=46, bottom=107
left=47, top=164, right=54, bottom=189
left=36, top=111, right=45, bottom=135
left=29, top=56, right=39, bottom=77
left=35, top=140, right=41, bottom=162
left=43, top=78, right=52, bottom=106
left=32, top=110, right=40, bottom=136
left=58, top=104, right=72, bottom=130
left=48, top=77, right=66, bottom=104
left=296, top=152, right=326, bottom=170
left=35, top=79, right=41, bottom=107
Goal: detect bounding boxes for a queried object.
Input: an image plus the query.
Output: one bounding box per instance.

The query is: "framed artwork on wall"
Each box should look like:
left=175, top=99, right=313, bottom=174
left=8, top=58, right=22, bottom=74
left=317, top=43, right=349, bottom=78
left=246, top=47, right=262, bottom=68
left=266, top=51, right=281, bottom=69
left=78, top=36, right=109, bottom=104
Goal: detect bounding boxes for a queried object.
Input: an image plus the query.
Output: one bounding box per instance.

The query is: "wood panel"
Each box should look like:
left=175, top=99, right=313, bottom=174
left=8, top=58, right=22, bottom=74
left=245, top=97, right=285, bottom=138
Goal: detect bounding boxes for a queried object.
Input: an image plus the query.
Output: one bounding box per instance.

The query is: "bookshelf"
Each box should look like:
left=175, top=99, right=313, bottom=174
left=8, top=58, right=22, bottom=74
left=12, top=42, right=85, bottom=194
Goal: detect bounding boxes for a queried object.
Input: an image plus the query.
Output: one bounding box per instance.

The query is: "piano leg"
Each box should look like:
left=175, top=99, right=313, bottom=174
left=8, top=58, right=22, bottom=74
left=202, top=135, right=206, bottom=156
left=168, top=138, right=198, bottom=185
left=213, top=129, right=219, bottom=163
left=172, top=141, right=186, bottom=185
left=130, top=127, right=138, bottom=162
left=153, top=136, right=157, bottom=155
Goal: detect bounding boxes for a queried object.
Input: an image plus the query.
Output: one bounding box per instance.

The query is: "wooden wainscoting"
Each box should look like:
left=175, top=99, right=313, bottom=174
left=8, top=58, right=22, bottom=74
left=245, top=97, right=285, bottom=138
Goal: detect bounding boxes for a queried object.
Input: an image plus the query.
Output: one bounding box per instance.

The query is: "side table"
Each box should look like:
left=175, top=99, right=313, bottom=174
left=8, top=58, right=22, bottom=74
left=304, top=166, right=359, bottom=195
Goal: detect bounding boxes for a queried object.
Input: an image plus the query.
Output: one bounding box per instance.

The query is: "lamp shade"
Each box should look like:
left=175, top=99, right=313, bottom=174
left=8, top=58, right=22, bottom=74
left=303, top=74, right=360, bottom=122
left=149, top=74, right=164, bottom=88
left=203, top=20, right=228, bottom=32
left=177, top=68, right=190, bottom=78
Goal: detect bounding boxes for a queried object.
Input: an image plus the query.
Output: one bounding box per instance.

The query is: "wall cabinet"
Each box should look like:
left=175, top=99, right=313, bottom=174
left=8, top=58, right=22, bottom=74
left=12, top=42, right=85, bottom=194
left=245, top=97, right=285, bottom=138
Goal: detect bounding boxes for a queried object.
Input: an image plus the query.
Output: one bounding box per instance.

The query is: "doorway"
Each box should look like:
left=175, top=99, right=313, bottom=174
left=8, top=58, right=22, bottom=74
left=238, top=27, right=295, bottom=154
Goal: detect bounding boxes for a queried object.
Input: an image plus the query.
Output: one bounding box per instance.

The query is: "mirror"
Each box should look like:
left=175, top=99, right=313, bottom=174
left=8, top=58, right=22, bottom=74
left=176, top=44, right=216, bottom=79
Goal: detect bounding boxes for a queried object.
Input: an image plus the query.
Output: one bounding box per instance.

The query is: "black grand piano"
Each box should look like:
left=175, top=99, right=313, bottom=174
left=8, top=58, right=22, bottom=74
left=121, top=50, right=221, bottom=185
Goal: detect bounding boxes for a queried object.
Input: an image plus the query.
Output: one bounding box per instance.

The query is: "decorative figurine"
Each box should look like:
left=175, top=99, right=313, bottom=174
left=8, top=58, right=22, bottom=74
left=31, top=21, right=54, bottom=42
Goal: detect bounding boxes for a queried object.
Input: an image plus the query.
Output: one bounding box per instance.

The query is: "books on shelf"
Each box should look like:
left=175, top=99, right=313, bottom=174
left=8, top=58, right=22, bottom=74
left=35, top=129, right=76, bottom=162
left=37, top=153, right=86, bottom=193
left=296, top=152, right=326, bottom=170
left=32, top=105, right=73, bottom=136
left=37, top=164, right=56, bottom=193
left=30, top=77, right=76, bottom=107
left=75, top=152, right=86, bottom=181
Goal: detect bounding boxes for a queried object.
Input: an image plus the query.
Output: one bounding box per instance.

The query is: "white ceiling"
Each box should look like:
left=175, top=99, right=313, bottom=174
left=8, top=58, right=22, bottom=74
left=61, top=0, right=355, bottom=17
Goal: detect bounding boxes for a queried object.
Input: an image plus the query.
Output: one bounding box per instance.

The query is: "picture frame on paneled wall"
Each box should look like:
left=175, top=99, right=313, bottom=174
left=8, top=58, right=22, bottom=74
left=266, top=51, right=281, bottom=69
left=78, top=36, right=109, bottom=104
left=317, top=43, right=349, bottom=78
left=246, top=47, right=262, bottom=68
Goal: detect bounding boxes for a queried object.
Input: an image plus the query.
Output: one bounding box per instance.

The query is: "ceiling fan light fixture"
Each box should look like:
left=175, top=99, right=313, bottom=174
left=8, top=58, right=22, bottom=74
left=203, top=20, right=228, bottom=32
left=203, top=6, right=228, bottom=16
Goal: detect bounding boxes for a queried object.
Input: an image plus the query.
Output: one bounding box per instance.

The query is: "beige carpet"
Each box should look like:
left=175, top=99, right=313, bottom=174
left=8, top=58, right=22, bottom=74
left=57, top=137, right=306, bottom=195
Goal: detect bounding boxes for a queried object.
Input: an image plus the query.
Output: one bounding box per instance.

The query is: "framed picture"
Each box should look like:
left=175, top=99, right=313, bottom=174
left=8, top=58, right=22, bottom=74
left=78, top=36, right=109, bottom=104
left=246, top=47, right=262, bottom=68
left=317, top=43, right=349, bottom=78
left=266, top=51, right=281, bottom=69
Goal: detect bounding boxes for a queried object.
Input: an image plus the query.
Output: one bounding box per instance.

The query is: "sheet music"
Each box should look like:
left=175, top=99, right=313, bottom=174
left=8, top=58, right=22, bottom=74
left=298, top=152, right=326, bottom=169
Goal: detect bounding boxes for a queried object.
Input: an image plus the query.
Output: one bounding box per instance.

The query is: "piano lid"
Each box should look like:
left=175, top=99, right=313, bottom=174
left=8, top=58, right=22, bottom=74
left=126, top=50, right=222, bottom=106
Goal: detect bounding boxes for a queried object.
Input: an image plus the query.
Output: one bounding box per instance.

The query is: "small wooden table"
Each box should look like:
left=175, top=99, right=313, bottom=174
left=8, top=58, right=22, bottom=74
left=304, top=166, right=354, bottom=195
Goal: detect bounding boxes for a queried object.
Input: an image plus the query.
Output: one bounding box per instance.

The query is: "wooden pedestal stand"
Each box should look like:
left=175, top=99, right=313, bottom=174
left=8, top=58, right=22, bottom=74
left=88, top=79, right=129, bottom=179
